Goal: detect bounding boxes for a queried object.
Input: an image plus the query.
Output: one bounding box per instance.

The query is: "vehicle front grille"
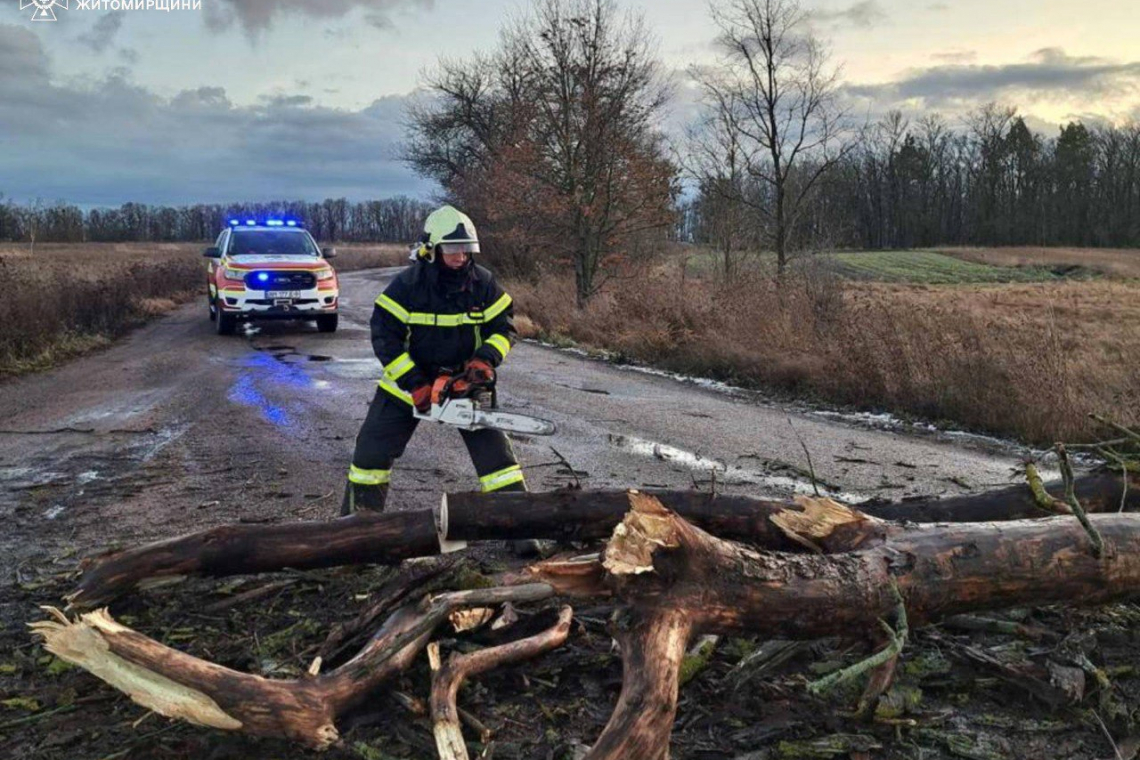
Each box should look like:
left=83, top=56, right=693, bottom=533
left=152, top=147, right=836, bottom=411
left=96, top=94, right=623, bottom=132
left=245, top=270, right=316, bottom=290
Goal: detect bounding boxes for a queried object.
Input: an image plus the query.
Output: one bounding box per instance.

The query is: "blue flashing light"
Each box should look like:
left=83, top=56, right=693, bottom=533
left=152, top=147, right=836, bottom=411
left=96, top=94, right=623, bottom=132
left=224, top=216, right=304, bottom=229
left=257, top=272, right=269, bottom=282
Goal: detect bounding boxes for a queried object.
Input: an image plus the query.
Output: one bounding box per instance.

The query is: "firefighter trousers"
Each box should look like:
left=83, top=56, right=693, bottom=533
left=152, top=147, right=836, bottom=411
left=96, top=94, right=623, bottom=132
left=346, top=388, right=526, bottom=498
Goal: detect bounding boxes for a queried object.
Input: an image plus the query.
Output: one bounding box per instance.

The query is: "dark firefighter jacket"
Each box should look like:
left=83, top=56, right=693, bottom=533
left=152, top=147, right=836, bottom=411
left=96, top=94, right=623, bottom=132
left=371, top=259, right=515, bottom=404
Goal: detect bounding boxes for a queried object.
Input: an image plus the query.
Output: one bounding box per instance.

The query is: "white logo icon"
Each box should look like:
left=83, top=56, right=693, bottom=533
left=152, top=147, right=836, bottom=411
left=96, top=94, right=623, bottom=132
left=21, top=0, right=68, bottom=21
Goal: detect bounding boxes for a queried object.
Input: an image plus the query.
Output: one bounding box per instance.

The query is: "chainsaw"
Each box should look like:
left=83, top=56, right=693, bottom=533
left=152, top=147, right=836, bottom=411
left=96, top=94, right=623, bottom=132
left=413, top=369, right=556, bottom=436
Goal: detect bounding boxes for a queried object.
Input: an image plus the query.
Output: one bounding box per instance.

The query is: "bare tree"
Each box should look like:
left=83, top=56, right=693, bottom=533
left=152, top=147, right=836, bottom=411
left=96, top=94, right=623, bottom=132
left=693, top=0, right=852, bottom=276
left=682, top=86, right=756, bottom=279
left=406, top=0, right=677, bottom=305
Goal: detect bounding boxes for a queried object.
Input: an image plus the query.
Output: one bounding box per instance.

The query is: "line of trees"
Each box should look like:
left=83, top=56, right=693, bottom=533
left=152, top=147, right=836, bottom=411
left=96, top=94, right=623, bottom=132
left=0, top=196, right=434, bottom=245
left=680, top=110, right=1140, bottom=264
left=6, top=0, right=1139, bottom=298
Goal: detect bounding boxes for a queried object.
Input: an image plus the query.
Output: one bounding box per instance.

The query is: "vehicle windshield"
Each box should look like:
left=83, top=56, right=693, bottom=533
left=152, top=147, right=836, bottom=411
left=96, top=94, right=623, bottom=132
left=227, top=230, right=318, bottom=257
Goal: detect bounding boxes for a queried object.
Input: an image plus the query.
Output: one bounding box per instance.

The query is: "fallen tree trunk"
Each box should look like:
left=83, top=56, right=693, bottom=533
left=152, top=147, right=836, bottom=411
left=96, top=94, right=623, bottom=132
left=37, top=491, right=1140, bottom=757
left=68, top=510, right=442, bottom=609
left=32, top=584, right=555, bottom=750
left=546, top=493, right=1140, bottom=758
left=443, top=471, right=1140, bottom=539
left=68, top=472, right=1137, bottom=609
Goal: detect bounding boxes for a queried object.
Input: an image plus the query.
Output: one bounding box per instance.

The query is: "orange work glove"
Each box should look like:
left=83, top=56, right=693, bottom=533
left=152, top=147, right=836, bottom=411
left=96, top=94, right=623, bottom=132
left=411, top=384, right=432, bottom=413
left=465, top=358, right=495, bottom=384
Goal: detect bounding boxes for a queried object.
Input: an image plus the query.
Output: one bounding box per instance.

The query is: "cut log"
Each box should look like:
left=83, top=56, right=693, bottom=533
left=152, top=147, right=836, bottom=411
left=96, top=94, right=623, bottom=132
left=68, top=510, right=441, bottom=609
left=441, top=471, right=1139, bottom=541
left=35, top=490, right=1140, bottom=758
left=68, top=472, right=1137, bottom=609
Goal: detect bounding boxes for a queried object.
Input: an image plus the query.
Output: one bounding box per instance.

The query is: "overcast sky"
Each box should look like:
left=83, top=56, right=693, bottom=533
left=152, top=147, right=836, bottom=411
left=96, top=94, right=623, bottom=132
left=3, top=0, right=1138, bottom=207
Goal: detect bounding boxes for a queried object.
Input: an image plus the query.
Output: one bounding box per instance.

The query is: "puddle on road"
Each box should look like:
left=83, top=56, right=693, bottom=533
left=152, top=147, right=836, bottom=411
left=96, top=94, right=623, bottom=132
left=608, top=432, right=869, bottom=503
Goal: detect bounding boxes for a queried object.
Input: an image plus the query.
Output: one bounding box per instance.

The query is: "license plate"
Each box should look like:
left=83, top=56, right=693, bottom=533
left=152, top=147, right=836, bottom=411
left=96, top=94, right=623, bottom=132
left=267, top=290, right=301, bottom=298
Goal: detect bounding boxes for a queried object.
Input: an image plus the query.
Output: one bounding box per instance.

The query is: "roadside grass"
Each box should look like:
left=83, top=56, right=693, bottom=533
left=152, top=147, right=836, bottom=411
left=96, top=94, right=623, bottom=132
left=824, top=249, right=1062, bottom=284
left=510, top=261, right=1140, bottom=444
left=936, top=246, right=1140, bottom=280
left=0, top=242, right=405, bottom=376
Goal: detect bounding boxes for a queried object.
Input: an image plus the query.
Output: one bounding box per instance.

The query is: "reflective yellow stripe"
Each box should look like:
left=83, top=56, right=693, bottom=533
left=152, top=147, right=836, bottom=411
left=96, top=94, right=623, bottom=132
left=483, top=293, right=512, bottom=321
left=348, top=465, right=391, bottom=485
left=384, top=352, right=415, bottom=380
left=378, top=375, right=413, bottom=405
left=376, top=293, right=410, bottom=323
left=407, top=312, right=466, bottom=326
left=485, top=334, right=511, bottom=360
left=386, top=294, right=514, bottom=328
left=479, top=464, right=524, bottom=492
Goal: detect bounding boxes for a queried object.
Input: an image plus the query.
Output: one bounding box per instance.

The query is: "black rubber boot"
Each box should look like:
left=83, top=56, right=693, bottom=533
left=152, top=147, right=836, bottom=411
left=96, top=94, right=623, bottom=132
left=340, top=482, right=389, bottom=516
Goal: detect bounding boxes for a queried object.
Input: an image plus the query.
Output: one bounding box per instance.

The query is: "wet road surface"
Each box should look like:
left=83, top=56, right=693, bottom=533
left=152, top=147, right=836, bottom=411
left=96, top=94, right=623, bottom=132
left=0, top=267, right=1043, bottom=623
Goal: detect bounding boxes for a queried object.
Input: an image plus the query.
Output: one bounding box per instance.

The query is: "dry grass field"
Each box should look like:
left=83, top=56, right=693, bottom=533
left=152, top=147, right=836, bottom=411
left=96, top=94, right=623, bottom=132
left=510, top=246, right=1140, bottom=444
left=938, top=246, right=1140, bottom=279
left=0, top=242, right=405, bottom=375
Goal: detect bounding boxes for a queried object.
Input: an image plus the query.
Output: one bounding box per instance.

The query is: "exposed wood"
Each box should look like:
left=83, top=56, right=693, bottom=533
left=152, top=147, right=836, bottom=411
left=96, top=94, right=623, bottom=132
left=69, top=473, right=1137, bottom=609
left=442, top=471, right=1140, bottom=541
left=428, top=606, right=573, bottom=760
left=31, top=585, right=555, bottom=749
left=585, top=607, right=692, bottom=760
left=44, top=481, right=1140, bottom=758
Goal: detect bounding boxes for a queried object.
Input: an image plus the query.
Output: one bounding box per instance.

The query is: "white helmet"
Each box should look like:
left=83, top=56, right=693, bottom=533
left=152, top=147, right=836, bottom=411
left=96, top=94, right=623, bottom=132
left=411, top=205, right=480, bottom=262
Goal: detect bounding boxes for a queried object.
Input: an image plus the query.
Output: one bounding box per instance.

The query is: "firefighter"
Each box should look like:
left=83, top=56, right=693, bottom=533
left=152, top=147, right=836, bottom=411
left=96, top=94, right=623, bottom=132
left=342, top=205, right=525, bottom=514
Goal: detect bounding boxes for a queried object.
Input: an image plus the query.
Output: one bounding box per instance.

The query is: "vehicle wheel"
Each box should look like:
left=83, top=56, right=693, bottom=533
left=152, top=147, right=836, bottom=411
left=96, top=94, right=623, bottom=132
left=316, top=314, right=338, bottom=333
left=208, top=296, right=216, bottom=322
left=216, top=309, right=237, bottom=335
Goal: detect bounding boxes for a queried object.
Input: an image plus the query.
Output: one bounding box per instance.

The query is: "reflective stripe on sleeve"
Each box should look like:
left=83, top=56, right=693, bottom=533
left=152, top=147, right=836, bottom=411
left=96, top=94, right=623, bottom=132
left=384, top=352, right=415, bottom=380
left=479, top=464, right=524, bottom=493
left=375, top=293, right=410, bottom=323
left=482, top=293, right=512, bottom=321
left=485, top=334, right=511, bottom=361
left=348, top=464, right=391, bottom=485
left=378, top=375, right=413, bottom=405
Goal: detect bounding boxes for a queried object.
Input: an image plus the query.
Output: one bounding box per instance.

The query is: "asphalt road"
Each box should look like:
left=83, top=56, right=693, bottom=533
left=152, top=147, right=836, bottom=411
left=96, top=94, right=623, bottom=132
left=0, top=267, right=1043, bottom=623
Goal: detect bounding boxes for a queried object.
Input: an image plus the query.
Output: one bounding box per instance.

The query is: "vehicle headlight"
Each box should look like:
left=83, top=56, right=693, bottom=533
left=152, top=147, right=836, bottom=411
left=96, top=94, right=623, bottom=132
left=223, top=267, right=246, bottom=281
left=315, top=267, right=335, bottom=281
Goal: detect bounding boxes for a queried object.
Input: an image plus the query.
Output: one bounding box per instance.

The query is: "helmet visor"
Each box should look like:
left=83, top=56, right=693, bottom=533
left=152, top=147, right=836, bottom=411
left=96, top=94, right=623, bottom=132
left=438, top=242, right=480, bottom=255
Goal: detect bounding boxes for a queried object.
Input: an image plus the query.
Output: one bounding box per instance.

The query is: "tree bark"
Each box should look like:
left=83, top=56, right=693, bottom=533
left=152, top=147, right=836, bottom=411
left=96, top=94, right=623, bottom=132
left=68, top=510, right=442, bottom=609
left=70, top=473, right=1138, bottom=609
left=443, top=471, right=1138, bottom=543
left=32, top=584, right=555, bottom=750
left=35, top=491, right=1140, bottom=757
left=428, top=606, right=574, bottom=760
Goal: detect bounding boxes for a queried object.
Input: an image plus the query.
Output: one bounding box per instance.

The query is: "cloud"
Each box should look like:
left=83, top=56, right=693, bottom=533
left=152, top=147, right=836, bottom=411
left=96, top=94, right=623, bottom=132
left=845, top=47, right=1140, bottom=115
left=203, top=0, right=434, bottom=35
left=0, top=23, right=49, bottom=83
left=814, top=1, right=887, bottom=29
left=77, top=12, right=125, bottom=53
left=930, top=49, right=976, bottom=65
left=0, top=24, right=433, bottom=206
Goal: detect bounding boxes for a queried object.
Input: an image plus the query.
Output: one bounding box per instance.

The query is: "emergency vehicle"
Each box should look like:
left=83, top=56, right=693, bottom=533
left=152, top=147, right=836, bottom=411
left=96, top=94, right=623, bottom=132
left=204, top=218, right=339, bottom=335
